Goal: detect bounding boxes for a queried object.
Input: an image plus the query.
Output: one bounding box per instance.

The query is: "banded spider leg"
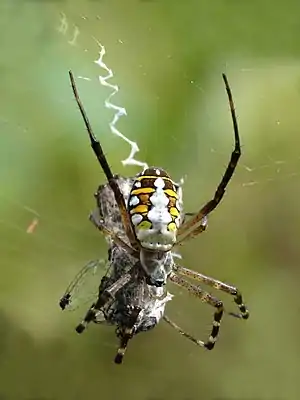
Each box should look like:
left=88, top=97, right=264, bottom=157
left=165, top=265, right=249, bottom=350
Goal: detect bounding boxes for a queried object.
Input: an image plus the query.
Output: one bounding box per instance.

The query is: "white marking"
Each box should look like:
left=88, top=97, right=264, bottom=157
left=155, top=169, right=161, bottom=175
left=93, top=39, right=148, bottom=170
left=134, top=181, right=141, bottom=188
left=141, top=242, right=171, bottom=251
left=154, top=177, right=165, bottom=189
left=149, top=189, right=169, bottom=209
left=131, top=214, right=143, bottom=226
left=175, top=217, right=181, bottom=228
left=135, top=182, right=175, bottom=251
left=129, top=196, right=139, bottom=207
left=208, top=336, right=217, bottom=343
left=147, top=207, right=172, bottom=225
left=201, top=216, right=208, bottom=227
left=213, top=321, right=221, bottom=327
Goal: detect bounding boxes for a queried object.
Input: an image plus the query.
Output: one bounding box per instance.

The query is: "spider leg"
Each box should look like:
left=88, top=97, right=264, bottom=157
left=114, top=306, right=141, bottom=364
left=75, top=271, right=132, bottom=333
left=177, top=216, right=208, bottom=246
left=89, top=210, right=139, bottom=258
left=175, top=265, right=249, bottom=320
left=69, top=70, right=139, bottom=250
left=163, top=315, right=205, bottom=347
left=178, top=73, right=240, bottom=241
left=169, top=272, right=224, bottom=350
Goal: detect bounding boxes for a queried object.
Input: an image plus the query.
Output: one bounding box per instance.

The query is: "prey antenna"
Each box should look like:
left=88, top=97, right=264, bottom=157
left=68, top=70, right=139, bottom=250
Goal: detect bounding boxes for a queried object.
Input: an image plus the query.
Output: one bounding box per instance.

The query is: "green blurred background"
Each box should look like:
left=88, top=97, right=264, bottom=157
left=1, top=1, right=300, bottom=399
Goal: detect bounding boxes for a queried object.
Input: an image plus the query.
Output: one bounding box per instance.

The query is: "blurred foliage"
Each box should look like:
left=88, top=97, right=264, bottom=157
left=1, top=0, right=300, bottom=399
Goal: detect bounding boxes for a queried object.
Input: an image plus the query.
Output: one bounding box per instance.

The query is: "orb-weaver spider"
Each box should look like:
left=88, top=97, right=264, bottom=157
left=67, top=70, right=249, bottom=360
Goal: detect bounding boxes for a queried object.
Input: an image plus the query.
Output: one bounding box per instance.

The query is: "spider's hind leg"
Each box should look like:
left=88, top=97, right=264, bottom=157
left=163, top=315, right=205, bottom=347
left=169, top=272, right=224, bottom=350
left=175, top=265, right=249, bottom=320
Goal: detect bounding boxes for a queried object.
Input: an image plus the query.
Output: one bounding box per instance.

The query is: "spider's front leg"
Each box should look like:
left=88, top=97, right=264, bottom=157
left=69, top=70, right=140, bottom=251
left=177, top=73, right=241, bottom=244
left=175, top=265, right=249, bottom=320
left=177, top=215, right=208, bottom=245
left=89, top=210, right=139, bottom=258
left=169, top=271, right=223, bottom=350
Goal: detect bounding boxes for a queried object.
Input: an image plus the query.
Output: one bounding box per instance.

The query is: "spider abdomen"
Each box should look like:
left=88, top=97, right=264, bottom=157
left=128, top=167, right=182, bottom=251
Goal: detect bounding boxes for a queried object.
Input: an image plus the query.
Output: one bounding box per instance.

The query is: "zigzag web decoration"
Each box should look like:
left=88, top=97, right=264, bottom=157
left=80, top=39, right=148, bottom=170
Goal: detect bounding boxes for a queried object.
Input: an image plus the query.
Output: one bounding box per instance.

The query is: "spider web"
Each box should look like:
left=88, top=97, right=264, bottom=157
left=197, top=63, right=300, bottom=192
left=3, top=14, right=299, bottom=245
left=209, top=146, right=300, bottom=189
left=57, top=12, right=148, bottom=171
left=2, top=13, right=299, bottom=338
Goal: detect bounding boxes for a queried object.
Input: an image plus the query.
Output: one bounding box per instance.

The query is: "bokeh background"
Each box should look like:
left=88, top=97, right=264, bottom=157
left=1, top=1, right=300, bottom=399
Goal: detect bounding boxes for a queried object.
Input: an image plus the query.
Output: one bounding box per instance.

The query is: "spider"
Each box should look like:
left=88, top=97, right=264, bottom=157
left=68, top=70, right=249, bottom=355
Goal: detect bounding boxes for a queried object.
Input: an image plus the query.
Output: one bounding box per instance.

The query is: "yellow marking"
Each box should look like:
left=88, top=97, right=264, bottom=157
left=137, top=220, right=152, bottom=230
left=130, top=205, right=148, bottom=214
left=168, top=222, right=177, bottom=232
left=131, top=187, right=155, bottom=195
left=164, top=189, right=178, bottom=199
left=170, top=207, right=180, bottom=217
left=137, top=175, right=173, bottom=182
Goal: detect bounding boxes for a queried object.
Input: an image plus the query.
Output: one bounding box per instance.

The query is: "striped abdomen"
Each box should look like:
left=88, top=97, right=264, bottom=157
left=128, top=167, right=182, bottom=251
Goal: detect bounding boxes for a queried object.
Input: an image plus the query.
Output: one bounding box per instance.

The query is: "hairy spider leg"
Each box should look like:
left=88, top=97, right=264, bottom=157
left=169, top=272, right=224, bottom=350
left=89, top=210, right=139, bottom=258
left=175, top=265, right=249, bottom=319
left=163, top=315, right=205, bottom=347
left=177, top=217, right=208, bottom=245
